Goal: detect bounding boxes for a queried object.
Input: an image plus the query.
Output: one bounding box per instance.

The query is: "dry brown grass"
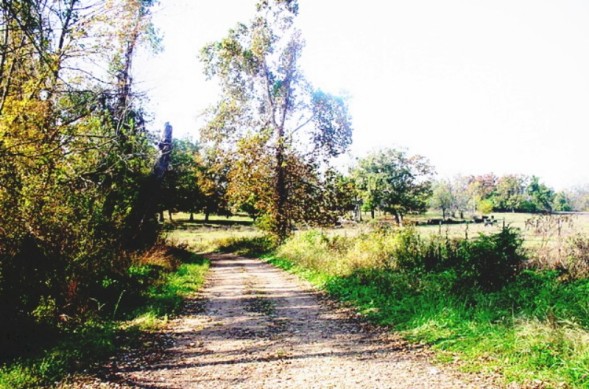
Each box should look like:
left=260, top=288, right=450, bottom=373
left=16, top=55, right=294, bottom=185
left=132, top=243, right=181, bottom=271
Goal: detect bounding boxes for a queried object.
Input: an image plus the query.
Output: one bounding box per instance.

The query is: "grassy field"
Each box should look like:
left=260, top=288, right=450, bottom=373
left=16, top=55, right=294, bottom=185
left=165, top=210, right=589, bottom=266
left=163, top=213, right=261, bottom=253
left=366, top=211, right=589, bottom=243
left=322, top=211, right=589, bottom=271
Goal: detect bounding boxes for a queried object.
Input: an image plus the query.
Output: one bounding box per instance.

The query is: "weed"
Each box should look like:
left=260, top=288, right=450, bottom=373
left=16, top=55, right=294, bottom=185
left=565, top=234, right=589, bottom=279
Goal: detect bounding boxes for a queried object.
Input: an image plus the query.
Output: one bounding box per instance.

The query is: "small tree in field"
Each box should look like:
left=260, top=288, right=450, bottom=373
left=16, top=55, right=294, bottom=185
left=353, top=148, right=435, bottom=225
left=527, top=176, right=555, bottom=213
left=201, top=0, right=353, bottom=240
left=430, top=180, right=455, bottom=219
left=477, top=199, right=494, bottom=215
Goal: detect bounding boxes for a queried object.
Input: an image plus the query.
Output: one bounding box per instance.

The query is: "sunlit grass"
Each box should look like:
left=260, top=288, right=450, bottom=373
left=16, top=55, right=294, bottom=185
left=260, top=228, right=589, bottom=388
left=166, top=226, right=263, bottom=253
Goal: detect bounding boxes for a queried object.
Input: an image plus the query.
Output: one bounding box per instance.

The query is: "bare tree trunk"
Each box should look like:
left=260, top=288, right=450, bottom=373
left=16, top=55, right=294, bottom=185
left=395, top=211, right=403, bottom=227
left=130, top=123, right=173, bottom=246
left=275, top=136, right=288, bottom=241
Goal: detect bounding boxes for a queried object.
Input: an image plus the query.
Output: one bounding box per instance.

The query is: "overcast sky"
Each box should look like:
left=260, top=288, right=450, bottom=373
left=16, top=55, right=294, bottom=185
left=134, top=0, right=589, bottom=190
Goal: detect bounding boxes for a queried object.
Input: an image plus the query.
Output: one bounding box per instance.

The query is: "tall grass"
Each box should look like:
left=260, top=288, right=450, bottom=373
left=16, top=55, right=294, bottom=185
left=266, top=227, right=589, bottom=387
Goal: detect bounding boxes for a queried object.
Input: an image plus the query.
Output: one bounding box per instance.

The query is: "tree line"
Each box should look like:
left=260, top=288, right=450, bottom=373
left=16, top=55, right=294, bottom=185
left=162, top=136, right=584, bottom=233
left=429, top=173, right=581, bottom=218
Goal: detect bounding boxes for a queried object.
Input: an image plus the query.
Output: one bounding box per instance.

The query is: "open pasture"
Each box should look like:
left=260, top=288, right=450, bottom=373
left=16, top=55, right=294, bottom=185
left=163, top=213, right=261, bottom=253
left=411, top=212, right=589, bottom=244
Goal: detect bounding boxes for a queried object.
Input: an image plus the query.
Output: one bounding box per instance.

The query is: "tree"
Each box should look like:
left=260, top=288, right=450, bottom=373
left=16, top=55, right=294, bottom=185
left=353, top=148, right=435, bottom=225
left=526, top=176, right=555, bottom=213
left=493, top=174, right=528, bottom=212
left=197, top=147, right=230, bottom=222
left=200, top=0, right=352, bottom=240
left=451, top=175, right=472, bottom=218
left=467, top=173, right=498, bottom=213
left=552, top=191, right=572, bottom=212
left=430, top=180, right=455, bottom=219
left=566, top=185, right=589, bottom=212
left=160, top=138, right=203, bottom=221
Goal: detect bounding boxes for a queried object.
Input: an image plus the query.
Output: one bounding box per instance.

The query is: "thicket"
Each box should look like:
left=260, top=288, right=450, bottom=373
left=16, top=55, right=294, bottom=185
left=276, top=226, right=525, bottom=290
left=0, top=246, right=209, bottom=388
left=0, top=0, right=167, bottom=362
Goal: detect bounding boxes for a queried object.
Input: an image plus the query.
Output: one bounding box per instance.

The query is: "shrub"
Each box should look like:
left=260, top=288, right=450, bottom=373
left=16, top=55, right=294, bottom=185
left=277, top=231, right=343, bottom=274
left=273, top=226, right=526, bottom=292
left=454, top=226, right=526, bottom=291
left=345, top=230, right=399, bottom=271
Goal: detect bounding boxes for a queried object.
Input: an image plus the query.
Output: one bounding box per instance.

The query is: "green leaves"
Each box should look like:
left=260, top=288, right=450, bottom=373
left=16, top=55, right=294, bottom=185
left=311, top=90, right=352, bottom=158
left=353, top=148, right=435, bottom=222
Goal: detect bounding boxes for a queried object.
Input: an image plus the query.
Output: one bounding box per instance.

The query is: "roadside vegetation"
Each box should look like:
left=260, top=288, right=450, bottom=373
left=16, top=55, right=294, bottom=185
left=0, top=245, right=208, bottom=389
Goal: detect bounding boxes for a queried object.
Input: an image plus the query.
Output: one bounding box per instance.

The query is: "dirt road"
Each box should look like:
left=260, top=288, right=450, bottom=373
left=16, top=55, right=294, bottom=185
left=93, top=253, right=496, bottom=388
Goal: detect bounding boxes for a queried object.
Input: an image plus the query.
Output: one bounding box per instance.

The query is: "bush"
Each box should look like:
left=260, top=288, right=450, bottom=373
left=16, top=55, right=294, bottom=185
left=456, top=227, right=526, bottom=291
left=390, top=226, right=525, bottom=291
left=277, top=231, right=345, bottom=275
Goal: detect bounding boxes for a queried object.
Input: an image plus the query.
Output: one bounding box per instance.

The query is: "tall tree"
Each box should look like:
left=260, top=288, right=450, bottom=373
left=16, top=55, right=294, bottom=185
left=493, top=174, right=528, bottom=212
left=526, top=176, right=555, bottom=213
left=467, top=173, right=498, bottom=212
left=159, top=138, right=202, bottom=221
left=201, top=0, right=352, bottom=240
left=451, top=175, right=472, bottom=218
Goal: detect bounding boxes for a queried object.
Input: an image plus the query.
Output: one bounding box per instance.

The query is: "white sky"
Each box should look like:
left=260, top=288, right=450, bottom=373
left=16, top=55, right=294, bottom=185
left=134, top=0, right=589, bottom=190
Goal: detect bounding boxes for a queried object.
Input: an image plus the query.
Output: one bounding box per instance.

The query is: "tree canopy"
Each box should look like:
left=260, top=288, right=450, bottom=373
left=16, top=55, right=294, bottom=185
left=353, top=148, right=435, bottom=224
left=0, top=0, right=161, bottom=345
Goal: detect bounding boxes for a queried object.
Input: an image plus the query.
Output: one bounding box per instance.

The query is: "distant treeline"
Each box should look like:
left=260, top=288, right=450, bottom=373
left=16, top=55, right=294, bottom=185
left=428, top=173, right=584, bottom=218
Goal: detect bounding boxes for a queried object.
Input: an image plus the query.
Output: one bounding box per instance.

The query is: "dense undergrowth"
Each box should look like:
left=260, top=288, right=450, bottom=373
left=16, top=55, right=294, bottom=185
left=0, top=246, right=209, bottom=389
left=214, top=227, right=589, bottom=387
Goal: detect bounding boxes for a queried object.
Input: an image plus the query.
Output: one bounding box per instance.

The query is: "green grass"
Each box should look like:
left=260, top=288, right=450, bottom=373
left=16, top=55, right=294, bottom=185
left=129, top=254, right=210, bottom=325
left=261, top=229, right=589, bottom=388
left=0, top=250, right=209, bottom=389
left=165, top=223, right=262, bottom=254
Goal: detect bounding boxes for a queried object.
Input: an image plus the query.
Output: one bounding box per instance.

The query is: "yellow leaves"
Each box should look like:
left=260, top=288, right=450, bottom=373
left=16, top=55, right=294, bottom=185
left=0, top=95, right=53, bottom=161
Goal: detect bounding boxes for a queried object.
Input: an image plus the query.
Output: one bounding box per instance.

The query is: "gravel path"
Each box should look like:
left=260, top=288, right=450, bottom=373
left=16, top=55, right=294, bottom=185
left=78, top=253, right=498, bottom=388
